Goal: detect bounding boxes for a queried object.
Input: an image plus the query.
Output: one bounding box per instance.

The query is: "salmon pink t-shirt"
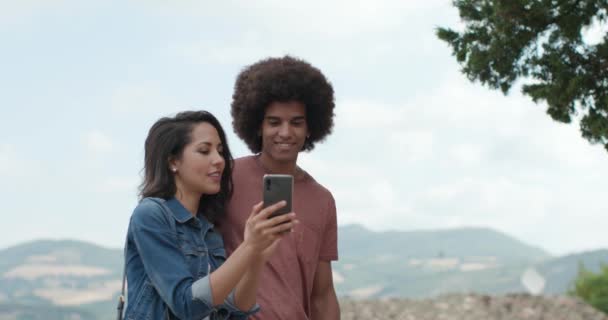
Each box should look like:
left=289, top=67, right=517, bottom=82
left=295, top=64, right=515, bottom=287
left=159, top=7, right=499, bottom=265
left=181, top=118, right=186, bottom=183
left=217, top=155, right=338, bottom=320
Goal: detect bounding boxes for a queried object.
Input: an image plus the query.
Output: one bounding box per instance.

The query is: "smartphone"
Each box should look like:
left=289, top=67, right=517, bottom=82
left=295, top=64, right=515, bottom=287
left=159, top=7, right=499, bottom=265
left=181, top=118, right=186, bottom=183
left=263, top=174, right=293, bottom=218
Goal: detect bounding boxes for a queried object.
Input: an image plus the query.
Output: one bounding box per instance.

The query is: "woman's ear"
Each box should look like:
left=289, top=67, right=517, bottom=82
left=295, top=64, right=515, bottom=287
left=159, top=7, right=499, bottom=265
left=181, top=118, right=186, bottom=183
left=168, top=157, right=179, bottom=173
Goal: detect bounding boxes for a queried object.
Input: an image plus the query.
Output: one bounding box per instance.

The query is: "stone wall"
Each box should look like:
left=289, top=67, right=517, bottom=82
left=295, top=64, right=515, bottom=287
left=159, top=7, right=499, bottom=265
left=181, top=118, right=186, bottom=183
left=340, top=293, right=607, bottom=320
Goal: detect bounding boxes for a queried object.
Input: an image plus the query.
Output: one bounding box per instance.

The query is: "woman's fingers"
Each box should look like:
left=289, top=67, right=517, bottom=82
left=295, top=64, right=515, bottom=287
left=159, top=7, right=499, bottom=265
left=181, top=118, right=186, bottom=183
left=255, top=201, right=287, bottom=220
left=249, top=213, right=297, bottom=242
left=248, top=202, right=264, bottom=219
left=266, top=219, right=299, bottom=235
left=256, top=212, right=296, bottom=230
left=246, top=202, right=299, bottom=253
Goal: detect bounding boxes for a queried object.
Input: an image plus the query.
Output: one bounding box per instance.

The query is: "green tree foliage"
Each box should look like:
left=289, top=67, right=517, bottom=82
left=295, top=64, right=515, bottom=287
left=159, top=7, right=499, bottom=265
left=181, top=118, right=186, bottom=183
left=437, top=0, right=608, bottom=151
left=569, top=264, right=608, bottom=314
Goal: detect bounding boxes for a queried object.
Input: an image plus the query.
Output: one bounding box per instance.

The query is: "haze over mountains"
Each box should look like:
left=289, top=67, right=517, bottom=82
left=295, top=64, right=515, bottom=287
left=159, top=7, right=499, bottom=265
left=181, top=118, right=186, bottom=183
left=1, top=225, right=606, bottom=320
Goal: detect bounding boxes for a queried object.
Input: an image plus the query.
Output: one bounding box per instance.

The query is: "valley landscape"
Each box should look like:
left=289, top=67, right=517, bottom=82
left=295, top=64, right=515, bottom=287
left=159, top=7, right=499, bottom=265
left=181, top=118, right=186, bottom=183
left=1, top=225, right=606, bottom=320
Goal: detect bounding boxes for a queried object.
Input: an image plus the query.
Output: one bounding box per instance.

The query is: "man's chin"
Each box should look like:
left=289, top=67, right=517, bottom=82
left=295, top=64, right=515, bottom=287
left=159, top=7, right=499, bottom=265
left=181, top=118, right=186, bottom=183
left=270, top=152, right=299, bottom=163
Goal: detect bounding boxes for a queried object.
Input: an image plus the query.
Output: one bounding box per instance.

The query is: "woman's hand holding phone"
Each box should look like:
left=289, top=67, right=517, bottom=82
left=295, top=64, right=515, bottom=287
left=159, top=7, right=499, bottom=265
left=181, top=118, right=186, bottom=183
left=243, top=201, right=298, bottom=261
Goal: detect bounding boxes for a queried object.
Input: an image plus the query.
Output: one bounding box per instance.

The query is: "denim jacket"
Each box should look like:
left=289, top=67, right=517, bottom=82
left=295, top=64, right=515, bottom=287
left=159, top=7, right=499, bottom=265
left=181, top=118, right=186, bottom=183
left=124, top=197, right=259, bottom=320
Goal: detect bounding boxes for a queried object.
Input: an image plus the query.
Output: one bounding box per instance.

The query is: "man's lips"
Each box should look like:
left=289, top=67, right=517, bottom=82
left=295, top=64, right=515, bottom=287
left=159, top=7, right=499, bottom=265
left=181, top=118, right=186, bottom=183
left=275, top=142, right=295, bottom=150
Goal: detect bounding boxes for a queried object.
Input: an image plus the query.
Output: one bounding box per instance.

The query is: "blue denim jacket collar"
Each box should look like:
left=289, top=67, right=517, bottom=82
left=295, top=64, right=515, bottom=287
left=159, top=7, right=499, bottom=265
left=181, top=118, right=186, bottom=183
left=165, top=197, right=214, bottom=230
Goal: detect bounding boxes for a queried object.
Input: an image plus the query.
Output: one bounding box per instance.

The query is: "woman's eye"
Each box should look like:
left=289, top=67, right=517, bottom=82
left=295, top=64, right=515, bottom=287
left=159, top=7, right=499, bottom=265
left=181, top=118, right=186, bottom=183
left=198, top=150, right=210, bottom=155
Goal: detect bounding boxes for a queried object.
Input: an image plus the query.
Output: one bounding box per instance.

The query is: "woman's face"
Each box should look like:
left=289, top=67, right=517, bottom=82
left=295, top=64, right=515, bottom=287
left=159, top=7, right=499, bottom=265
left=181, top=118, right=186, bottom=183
left=171, top=122, right=225, bottom=196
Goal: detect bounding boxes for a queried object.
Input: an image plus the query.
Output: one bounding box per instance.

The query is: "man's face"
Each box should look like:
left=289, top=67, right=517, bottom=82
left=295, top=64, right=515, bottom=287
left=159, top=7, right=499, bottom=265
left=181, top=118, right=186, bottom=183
left=260, top=101, right=308, bottom=164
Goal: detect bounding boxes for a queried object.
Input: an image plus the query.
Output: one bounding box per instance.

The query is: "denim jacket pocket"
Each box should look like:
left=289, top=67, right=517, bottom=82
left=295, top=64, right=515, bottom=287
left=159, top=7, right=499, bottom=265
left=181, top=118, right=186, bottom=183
left=210, top=247, right=226, bottom=259
left=177, top=235, right=207, bottom=277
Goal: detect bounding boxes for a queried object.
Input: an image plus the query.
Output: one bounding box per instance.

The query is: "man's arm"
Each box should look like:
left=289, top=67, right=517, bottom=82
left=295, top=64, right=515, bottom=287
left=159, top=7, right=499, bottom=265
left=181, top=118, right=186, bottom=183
left=311, top=261, right=340, bottom=320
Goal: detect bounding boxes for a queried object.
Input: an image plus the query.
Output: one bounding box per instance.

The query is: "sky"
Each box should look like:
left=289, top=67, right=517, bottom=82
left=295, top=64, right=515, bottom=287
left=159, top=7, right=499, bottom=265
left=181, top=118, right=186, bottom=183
left=1, top=0, right=607, bottom=256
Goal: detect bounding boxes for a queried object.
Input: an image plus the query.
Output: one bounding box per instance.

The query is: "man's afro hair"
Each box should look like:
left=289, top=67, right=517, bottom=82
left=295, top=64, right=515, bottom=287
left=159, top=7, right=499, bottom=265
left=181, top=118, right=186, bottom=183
left=231, top=55, right=335, bottom=153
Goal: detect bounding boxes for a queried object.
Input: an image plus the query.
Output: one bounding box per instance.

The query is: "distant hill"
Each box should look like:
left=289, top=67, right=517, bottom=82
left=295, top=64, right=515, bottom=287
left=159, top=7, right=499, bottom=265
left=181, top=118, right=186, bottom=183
left=536, top=249, right=608, bottom=294
left=0, top=239, right=121, bottom=273
left=335, top=225, right=544, bottom=298
left=334, top=225, right=606, bottom=299
left=0, top=240, right=122, bottom=320
left=339, top=224, right=549, bottom=262
left=0, top=304, right=95, bottom=320
left=0, top=227, right=606, bottom=319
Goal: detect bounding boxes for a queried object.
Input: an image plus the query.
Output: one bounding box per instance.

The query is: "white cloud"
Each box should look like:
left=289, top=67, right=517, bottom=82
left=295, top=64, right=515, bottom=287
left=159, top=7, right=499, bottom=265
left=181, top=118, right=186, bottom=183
left=337, top=100, right=407, bottom=130
left=140, top=0, right=446, bottom=38
left=109, top=83, right=182, bottom=116
left=582, top=17, right=608, bottom=46
left=172, top=37, right=290, bottom=66
left=96, top=176, right=140, bottom=194
left=0, top=144, right=22, bottom=177
left=82, top=131, right=114, bottom=155
left=0, top=0, right=97, bottom=29
left=388, top=131, right=435, bottom=163
left=449, top=143, right=484, bottom=167
left=306, top=70, right=608, bottom=254
left=0, top=143, right=40, bottom=179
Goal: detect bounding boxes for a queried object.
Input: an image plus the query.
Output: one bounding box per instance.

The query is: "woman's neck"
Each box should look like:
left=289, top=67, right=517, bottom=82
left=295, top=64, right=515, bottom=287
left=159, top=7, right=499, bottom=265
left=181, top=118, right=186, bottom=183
left=174, top=186, right=200, bottom=216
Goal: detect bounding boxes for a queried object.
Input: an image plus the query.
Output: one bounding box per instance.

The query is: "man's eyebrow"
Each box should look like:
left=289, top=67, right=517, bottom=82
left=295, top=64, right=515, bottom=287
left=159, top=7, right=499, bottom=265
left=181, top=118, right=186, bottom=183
left=264, top=115, right=306, bottom=119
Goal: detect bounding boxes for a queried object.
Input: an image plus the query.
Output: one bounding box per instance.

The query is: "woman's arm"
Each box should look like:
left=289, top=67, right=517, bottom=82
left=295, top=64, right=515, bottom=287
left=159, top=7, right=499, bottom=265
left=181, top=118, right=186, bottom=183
left=209, top=201, right=296, bottom=309
left=130, top=201, right=215, bottom=320
left=131, top=200, right=295, bottom=318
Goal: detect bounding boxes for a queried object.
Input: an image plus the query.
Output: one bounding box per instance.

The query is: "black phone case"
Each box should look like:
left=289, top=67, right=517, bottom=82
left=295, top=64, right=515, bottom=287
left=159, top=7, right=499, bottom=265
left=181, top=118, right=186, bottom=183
left=263, top=174, right=293, bottom=218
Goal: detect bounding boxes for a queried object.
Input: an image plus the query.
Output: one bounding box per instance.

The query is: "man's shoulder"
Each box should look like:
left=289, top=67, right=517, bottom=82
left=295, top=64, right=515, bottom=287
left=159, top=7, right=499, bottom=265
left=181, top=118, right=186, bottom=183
left=300, top=171, right=335, bottom=201
left=232, top=155, right=259, bottom=176
left=233, top=155, right=257, bottom=169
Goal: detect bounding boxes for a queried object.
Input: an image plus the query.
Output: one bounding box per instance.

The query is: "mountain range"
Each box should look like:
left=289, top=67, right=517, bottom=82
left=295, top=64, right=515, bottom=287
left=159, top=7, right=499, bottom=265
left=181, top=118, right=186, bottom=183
left=1, top=225, right=606, bottom=320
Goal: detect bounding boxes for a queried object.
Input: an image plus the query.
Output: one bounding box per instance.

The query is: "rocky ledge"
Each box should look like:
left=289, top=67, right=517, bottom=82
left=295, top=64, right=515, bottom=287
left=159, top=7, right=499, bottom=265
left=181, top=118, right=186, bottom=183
left=340, top=293, right=607, bottom=320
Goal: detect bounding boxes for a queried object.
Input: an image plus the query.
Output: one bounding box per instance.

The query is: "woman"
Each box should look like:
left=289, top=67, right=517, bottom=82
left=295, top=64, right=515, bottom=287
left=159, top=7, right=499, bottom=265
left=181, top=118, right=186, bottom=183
left=123, top=111, right=298, bottom=319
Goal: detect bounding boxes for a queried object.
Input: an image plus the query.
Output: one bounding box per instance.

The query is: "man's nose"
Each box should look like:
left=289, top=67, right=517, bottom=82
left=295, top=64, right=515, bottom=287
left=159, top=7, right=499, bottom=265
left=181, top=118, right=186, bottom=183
left=278, top=123, right=291, bottom=136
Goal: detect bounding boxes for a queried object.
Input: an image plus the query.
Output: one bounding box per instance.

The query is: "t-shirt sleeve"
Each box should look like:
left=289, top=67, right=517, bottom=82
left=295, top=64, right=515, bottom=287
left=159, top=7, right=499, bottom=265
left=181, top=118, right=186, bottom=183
left=318, top=193, right=338, bottom=261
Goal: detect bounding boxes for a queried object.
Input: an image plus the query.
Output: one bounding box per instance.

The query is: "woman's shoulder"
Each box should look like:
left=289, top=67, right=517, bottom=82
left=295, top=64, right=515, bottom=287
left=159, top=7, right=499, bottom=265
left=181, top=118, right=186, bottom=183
left=130, top=197, right=169, bottom=225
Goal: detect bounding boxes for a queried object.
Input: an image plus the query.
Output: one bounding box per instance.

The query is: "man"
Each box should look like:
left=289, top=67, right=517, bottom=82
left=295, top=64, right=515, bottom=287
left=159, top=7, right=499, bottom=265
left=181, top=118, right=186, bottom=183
left=218, top=55, right=339, bottom=319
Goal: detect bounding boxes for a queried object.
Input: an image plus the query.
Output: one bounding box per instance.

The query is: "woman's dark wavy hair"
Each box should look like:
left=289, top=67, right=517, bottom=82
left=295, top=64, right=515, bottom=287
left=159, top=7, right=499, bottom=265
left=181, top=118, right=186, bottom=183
left=139, top=110, right=233, bottom=223
left=231, top=55, right=335, bottom=152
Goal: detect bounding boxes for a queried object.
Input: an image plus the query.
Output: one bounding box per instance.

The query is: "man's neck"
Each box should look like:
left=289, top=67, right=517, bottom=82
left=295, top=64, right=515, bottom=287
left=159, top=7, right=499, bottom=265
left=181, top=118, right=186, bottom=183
left=258, top=153, right=298, bottom=176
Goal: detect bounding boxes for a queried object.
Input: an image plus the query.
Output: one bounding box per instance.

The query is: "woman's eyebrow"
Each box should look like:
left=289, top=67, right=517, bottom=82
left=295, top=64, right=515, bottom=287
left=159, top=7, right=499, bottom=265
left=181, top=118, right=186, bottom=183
left=196, top=141, right=223, bottom=147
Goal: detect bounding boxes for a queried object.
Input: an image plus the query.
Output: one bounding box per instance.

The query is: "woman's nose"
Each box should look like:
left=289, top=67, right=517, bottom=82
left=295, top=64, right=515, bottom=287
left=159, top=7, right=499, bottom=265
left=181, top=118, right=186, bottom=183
left=212, top=151, right=224, bottom=166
